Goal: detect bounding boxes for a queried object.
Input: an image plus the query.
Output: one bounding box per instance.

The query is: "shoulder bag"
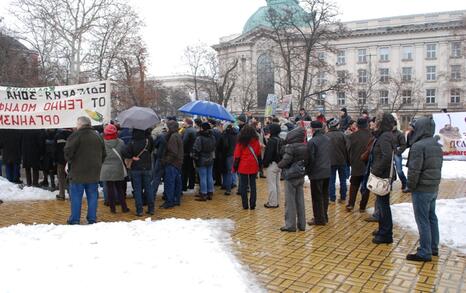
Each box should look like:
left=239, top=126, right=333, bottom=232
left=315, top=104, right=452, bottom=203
left=366, top=151, right=394, bottom=196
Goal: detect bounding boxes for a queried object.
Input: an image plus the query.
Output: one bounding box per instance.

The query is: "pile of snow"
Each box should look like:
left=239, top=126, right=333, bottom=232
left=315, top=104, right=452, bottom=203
left=402, top=160, right=466, bottom=180
left=0, top=218, right=263, bottom=293
left=391, top=198, right=466, bottom=254
left=0, top=177, right=56, bottom=202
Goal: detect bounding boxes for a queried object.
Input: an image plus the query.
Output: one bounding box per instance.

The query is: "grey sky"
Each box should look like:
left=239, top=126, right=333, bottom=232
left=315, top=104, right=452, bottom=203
left=1, top=0, right=465, bottom=76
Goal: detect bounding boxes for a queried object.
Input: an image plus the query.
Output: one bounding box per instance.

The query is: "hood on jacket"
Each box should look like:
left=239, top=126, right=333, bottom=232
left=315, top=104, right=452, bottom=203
left=200, top=129, right=213, bottom=137
left=410, top=117, right=436, bottom=145
left=167, top=120, right=179, bottom=133
left=269, top=123, right=281, bottom=137
left=376, top=113, right=396, bottom=134
left=286, top=127, right=306, bottom=144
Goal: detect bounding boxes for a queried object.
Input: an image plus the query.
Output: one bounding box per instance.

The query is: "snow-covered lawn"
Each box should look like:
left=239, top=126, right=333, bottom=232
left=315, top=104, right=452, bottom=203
left=403, top=160, right=466, bottom=180
left=0, top=177, right=56, bottom=202
left=0, top=218, right=263, bottom=293
left=391, top=198, right=466, bottom=254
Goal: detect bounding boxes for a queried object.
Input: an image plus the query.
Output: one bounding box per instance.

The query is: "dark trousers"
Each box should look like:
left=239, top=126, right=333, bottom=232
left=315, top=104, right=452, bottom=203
left=57, top=163, right=68, bottom=197
left=213, top=158, right=223, bottom=186
left=6, top=162, right=21, bottom=183
left=25, top=167, right=39, bottom=187
left=131, top=170, right=154, bottom=214
left=105, top=181, right=128, bottom=212
left=374, top=194, right=393, bottom=241
left=348, top=175, right=370, bottom=210
left=182, top=156, right=195, bottom=191
left=310, top=178, right=329, bottom=224
left=239, top=173, right=257, bottom=209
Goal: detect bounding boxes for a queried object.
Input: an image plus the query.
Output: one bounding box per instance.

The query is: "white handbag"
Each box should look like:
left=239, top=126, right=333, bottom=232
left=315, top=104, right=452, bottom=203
left=366, top=152, right=394, bottom=196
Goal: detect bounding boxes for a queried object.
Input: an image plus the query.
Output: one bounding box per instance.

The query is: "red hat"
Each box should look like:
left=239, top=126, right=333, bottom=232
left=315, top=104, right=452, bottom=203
left=104, top=124, right=118, bottom=135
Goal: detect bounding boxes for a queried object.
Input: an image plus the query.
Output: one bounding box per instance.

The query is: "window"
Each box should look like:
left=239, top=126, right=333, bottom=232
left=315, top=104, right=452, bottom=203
left=317, top=93, right=325, bottom=106
left=426, top=89, right=436, bottom=104
left=450, top=88, right=461, bottom=103
left=402, top=67, right=412, bottom=82
left=451, top=65, right=461, bottom=80
left=256, top=54, right=275, bottom=108
left=452, top=42, right=462, bottom=58
left=402, top=46, right=413, bottom=60
left=380, top=90, right=389, bottom=105
left=317, top=52, right=326, bottom=61
left=379, top=68, right=390, bottom=83
left=426, top=43, right=437, bottom=59
left=337, top=92, right=346, bottom=105
left=337, top=71, right=347, bottom=84
left=317, top=71, right=326, bottom=85
left=358, top=49, right=367, bottom=63
left=337, top=50, right=346, bottom=65
left=426, top=66, right=436, bottom=81
left=358, top=69, right=367, bottom=83
left=402, top=90, right=412, bottom=105
left=358, top=90, right=367, bottom=105
left=379, top=47, right=389, bottom=61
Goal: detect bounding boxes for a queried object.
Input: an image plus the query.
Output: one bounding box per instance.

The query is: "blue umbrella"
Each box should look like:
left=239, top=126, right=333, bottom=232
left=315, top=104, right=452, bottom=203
left=178, top=100, right=235, bottom=122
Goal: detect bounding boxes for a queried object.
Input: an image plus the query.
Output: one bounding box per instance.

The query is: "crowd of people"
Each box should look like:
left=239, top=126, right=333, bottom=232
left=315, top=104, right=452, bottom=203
left=0, top=106, right=443, bottom=262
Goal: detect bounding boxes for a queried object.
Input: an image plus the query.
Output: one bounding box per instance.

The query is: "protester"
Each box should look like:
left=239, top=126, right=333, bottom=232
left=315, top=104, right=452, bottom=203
left=371, top=113, right=396, bottom=244
left=344, top=119, right=357, bottom=135
left=392, top=120, right=408, bottom=192
left=211, top=119, right=223, bottom=187
left=55, top=128, right=73, bottom=200
left=160, top=120, right=183, bottom=209
left=406, top=117, right=443, bottom=262
left=219, top=123, right=237, bottom=195
left=123, top=128, right=154, bottom=216
left=41, top=129, right=57, bottom=190
left=64, top=117, right=106, bottom=225
left=347, top=118, right=372, bottom=212
left=316, top=111, right=327, bottom=125
left=181, top=118, right=197, bottom=191
left=339, top=108, right=352, bottom=132
left=193, top=122, right=216, bottom=201
left=233, top=124, right=261, bottom=210
left=0, top=129, right=22, bottom=183
left=306, top=121, right=331, bottom=225
left=22, top=129, right=45, bottom=187
left=295, top=108, right=312, bottom=122
left=152, top=127, right=167, bottom=198
left=237, top=114, right=247, bottom=131
left=100, top=124, right=129, bottom=214
left=325, top=118, right=348, bottom=204
left=278, top=126, right=308, bottom=232
left=262, top=123, right=283, bottom=208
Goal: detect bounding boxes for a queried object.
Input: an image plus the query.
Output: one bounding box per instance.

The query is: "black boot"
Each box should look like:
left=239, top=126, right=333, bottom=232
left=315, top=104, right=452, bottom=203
left=207, top=192, right=213, bottom=200
left=196, top=193, right=207, bottom=202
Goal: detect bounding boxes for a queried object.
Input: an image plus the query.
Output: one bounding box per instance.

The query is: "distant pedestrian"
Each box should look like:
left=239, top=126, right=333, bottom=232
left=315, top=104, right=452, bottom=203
left=55, top=128, right=73, bottom=200
left=339, top=108, right=352, bottom=132
left=326, top=118, right=348, bottom=204
left=193, top=122, right=216, bottom=201
left=262, top=123, right=283, bottom=208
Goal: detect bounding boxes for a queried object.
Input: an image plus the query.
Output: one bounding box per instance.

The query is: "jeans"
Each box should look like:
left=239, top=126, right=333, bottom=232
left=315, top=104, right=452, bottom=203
left=164, top=164, right=182, bottom=207
left=198, top=165, right=214, bottom=194
left=239, top=173, right=257, bottom=209
left=222, top=156, right=234, bottom=192
left=394, top=154, right=407, bottom=188
left=374, top=194, right=393, bottom=241
left=68, top=182, right=99, bottom=224
left=5, top=162, right=20, bottom=183
left=131, top=170, right=154, bottom=214
left=329, top=165, right=347, bottom=201
left=412, top=192, right=439, bottom=258
left=152, top=159, right=164, bottom=197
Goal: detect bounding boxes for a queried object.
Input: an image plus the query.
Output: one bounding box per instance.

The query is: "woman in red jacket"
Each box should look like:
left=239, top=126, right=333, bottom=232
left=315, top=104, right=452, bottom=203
left=233, top=124, right=261, bottom=210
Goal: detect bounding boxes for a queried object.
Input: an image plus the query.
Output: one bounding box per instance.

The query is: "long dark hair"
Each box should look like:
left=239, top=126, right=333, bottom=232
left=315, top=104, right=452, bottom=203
left=237, top=124, right=258, bottom=146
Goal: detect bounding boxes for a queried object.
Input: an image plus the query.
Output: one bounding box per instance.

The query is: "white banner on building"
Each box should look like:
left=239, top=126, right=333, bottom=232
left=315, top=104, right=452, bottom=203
left=0, top=81, right=111, bottom=129
left=433, top=112, right=466, bottom=158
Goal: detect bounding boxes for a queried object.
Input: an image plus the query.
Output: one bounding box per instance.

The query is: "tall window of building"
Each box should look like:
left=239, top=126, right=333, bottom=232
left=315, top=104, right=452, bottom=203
left=402, top=46, right=413, bottom=60
left=337, top=71, right=347, bottom=84
left=317, top=52, right=326, bottom=61
left=379, top=47, right=389, bottom=61
left=317, top=71, right=326, bottom=85
left=402, top=67, right=412, bottom=82
left=358, top=69, right=367, bottom=83
left=426, top=66, right=436, bottom=81
left=450, top=88, right=461, bottom=104
left=358, top=90, right=367, bottom=105
left=256, top=54, right=275, bottom=108
left=358, top=48, right=367, bottom=63
left=402, top=90, right=412, bottom=104
left=379, top=90, right=389, bottom=105
left=317, top=93, right=325, bottom=106
left=451, top=42, right=462, bottom=58
left=426, top=43, right=437, bottom=59
left=337, top=92, right=346, bottom=105
left=379, top=68, right=389, bottom=83
left=426, top=89, right=436, bottom=104
left=337, top=50, right=346, bottom=65
left=451, top=65, right=461, bottom=81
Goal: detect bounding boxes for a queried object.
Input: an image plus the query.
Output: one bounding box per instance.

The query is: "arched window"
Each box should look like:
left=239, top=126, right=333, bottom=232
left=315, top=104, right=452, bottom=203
left=256, top=54, right=274, bottom=108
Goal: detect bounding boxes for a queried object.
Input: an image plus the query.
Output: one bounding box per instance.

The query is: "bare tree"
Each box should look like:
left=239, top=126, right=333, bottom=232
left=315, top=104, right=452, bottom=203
left=184, top=43, right=209, bottom=100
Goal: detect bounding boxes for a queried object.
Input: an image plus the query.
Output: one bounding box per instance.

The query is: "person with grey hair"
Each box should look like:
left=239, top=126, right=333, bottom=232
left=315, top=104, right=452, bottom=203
left=64, top=116, right=106, bottom=224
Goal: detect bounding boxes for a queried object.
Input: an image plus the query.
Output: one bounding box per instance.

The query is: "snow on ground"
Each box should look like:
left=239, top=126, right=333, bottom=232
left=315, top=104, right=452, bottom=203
left=0, top=218, right=264, bottom=293
left=0, top=177, right=56, bottom=202
left=402, top=160, right=466, bottom=180
left=390, top=198, right=466, bottom=254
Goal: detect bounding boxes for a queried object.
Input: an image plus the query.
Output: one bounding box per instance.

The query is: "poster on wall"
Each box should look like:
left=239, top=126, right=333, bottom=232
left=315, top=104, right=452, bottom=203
left=264, top=94, right=278, bottom=117
left=0, top=81, right=111, bottom=129
left=433, top=112, right=466, bottom=159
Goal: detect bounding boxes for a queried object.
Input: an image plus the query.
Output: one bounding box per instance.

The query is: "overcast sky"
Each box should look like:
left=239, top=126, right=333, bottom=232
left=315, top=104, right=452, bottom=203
left=1, top=0, right=465, bottom=76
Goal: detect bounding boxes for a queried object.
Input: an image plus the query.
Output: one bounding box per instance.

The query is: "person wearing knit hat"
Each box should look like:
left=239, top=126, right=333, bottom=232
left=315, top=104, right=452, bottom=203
left=357, top=118, right=368, bottom=129
left=339, top=107, right=352, bottom=132
left=326, top=117, right=349, bottom=204
left=100, top=124, right=130, bottom=214
left=193, top=120, right=216, bottom=201
left=181, top=117, right=197, bottom=192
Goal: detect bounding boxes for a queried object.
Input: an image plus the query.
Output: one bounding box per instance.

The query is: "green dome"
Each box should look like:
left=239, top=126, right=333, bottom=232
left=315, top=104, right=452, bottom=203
left=243, top=0, right=308, bottom=34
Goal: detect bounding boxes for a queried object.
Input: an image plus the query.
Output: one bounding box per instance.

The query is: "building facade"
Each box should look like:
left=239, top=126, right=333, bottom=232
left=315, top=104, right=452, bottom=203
left=214, top=1, right=466, bottom=126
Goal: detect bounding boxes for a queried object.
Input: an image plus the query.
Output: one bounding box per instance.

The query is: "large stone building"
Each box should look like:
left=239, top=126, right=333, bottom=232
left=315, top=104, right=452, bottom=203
left=214, top=0, right=466, bottom=126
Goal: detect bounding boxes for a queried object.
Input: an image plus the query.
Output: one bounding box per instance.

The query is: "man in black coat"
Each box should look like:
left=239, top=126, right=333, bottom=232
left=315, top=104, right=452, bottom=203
left=0, top=129, right=22, bottom=183
left=181, top=118, right=197, bottom=191
left=55, top=128, right=73, bottom=200
left=392, top=121, right=408, bottom=192
left=325, top=118, right=348, bottom=203
left=406, top=117, right=443, bottom=262
left=218, top=123, right=237, bottom=195
left=339, top=108, right=352, bottom=132
left=306, top=121, right=331, bottom=225
left=21, top=130, right=45, bottom=187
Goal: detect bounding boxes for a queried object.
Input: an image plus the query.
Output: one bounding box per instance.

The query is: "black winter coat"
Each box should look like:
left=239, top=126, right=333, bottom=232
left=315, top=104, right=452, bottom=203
left=326, top=129, right=348, bottom=166
left=407, top=117, right=443, bottom=193
left=21, top=130, right=45, bottom=169
left=123, top=129, right=154, bottom=171
left=0, top=129, right=22, bottom=163
left=55, top=129, right=73, bottom=165
left=192, top=130, right=216, bottom=167
left=182, top=126, right=197, bottom=157
left=339, top=114, right=352, bottom=131
left=306, top=130, right=331, bottom=180
left=348, top=128, right=372, bottom=176
left=393, top=130, right=407, bottom=156
left=371, top=132, right=395, bottom=179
